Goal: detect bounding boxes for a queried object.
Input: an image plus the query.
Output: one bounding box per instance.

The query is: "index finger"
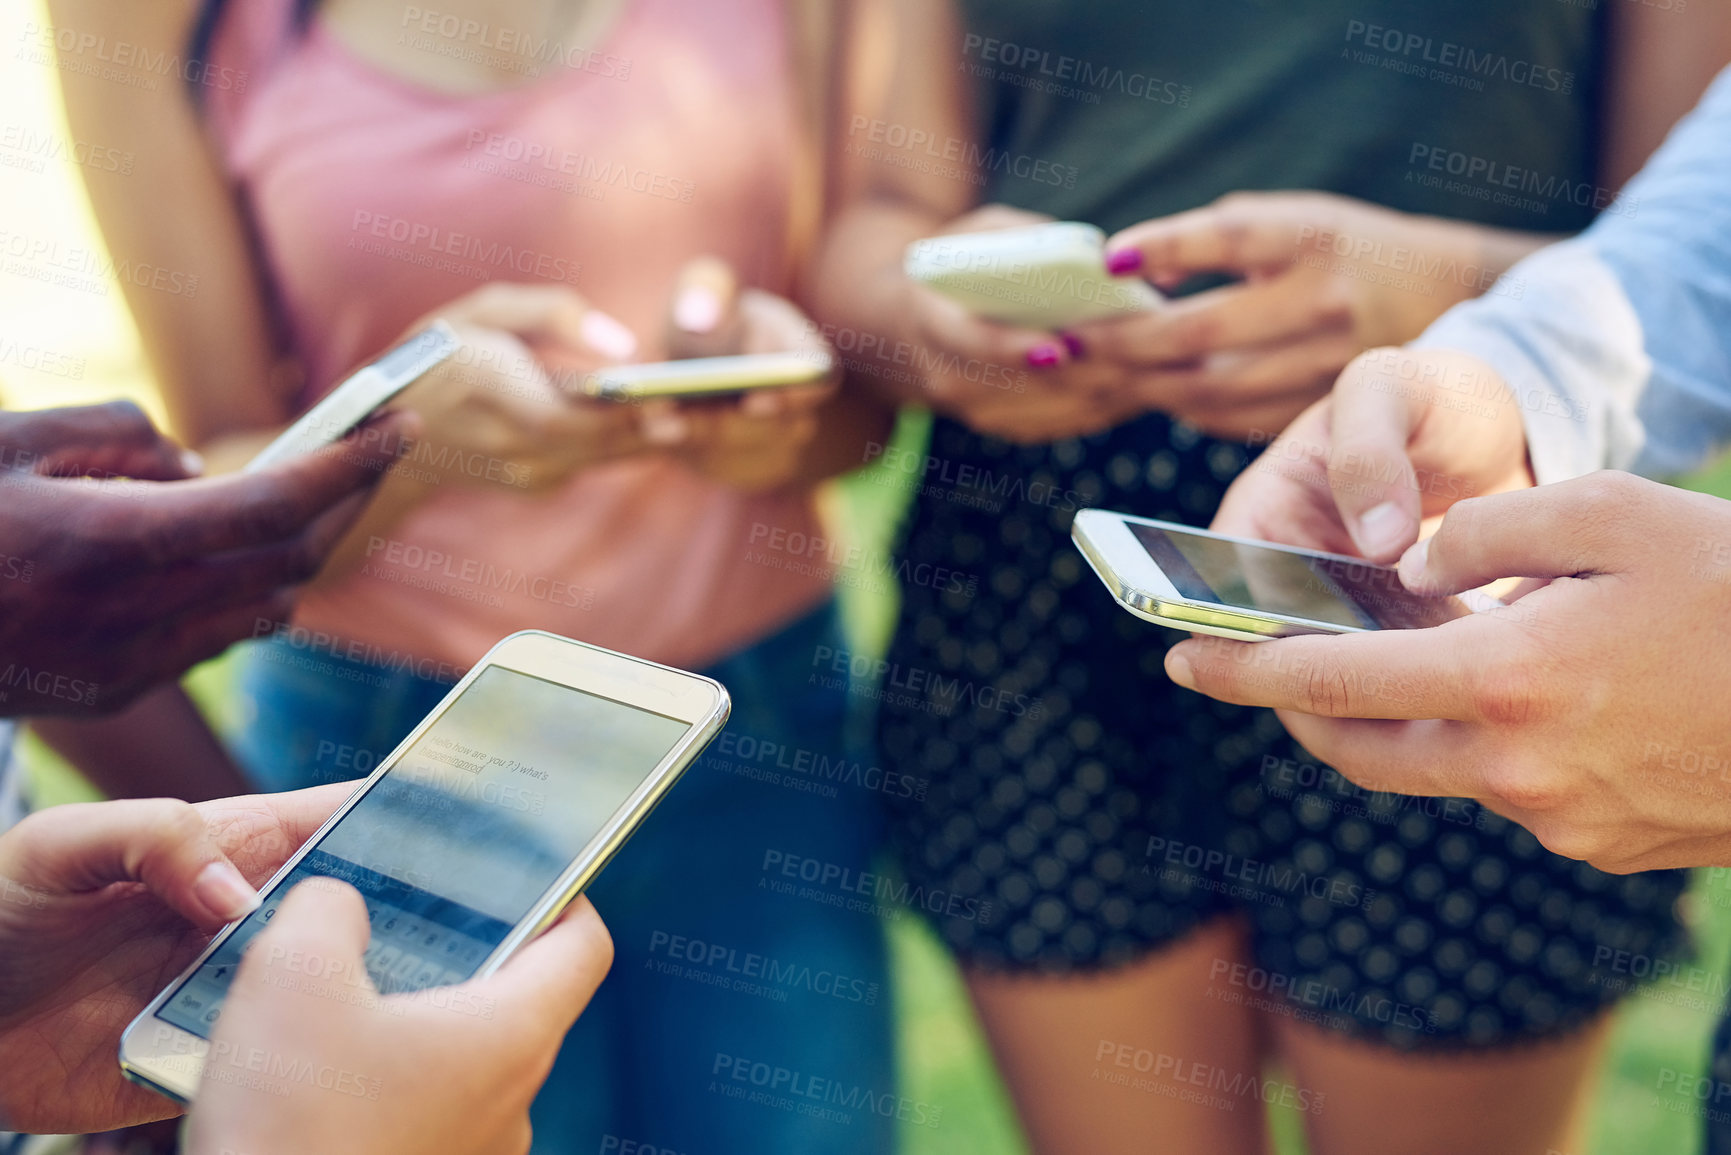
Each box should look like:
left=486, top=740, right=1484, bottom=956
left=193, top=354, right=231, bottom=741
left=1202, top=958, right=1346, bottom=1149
left=2, top=400, right=198, bottom=482
left=1324, top=350, right=1432, bottom=561
left=0, top=797, right=260, bottom=928
left=1209, top=398, right=1362, bottom=554
left=122, top=412, right=414, bottom=564
left=1104, top=198, right=1306, bottom=282
left=1164, top=620, right=1497, bottom=721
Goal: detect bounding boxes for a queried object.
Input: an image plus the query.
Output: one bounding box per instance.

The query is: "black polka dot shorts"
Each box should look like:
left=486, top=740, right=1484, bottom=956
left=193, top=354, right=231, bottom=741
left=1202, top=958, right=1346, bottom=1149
left=874, top=413, right=1688, bottom=1051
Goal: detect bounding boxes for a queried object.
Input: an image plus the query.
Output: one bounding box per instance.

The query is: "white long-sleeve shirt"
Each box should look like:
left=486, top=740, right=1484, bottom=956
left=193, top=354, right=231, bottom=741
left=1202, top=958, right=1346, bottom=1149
left=1413, top=66, right=1731, bottom=485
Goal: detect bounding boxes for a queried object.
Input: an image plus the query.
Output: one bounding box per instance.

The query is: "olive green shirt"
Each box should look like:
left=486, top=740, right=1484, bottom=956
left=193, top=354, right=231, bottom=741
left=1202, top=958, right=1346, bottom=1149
left=960, top=0, right=1604, bottom=234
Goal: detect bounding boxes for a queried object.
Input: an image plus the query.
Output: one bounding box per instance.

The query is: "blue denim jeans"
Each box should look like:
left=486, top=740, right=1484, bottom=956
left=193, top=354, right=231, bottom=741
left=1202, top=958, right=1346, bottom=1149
left=226, top=604, right=896, bottom=1154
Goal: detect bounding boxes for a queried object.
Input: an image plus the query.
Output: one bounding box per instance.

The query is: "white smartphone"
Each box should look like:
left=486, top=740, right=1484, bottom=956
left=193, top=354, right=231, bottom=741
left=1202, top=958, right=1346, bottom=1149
left=244, top=322, right=460, bottom=472
left=582, top=351, right=833, bottom=403
left=904, top=221, right=1165, bottom=328
left=118, top=630, right=729, bottom=1104
left=1071, top=509, right=1470, bottom=641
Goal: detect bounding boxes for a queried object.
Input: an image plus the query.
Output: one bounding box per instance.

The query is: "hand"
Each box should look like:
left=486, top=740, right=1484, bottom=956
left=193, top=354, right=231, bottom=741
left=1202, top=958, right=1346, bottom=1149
left=1164, top=472, right=1731, bottom=874
left=398, top=283, right=655, bottom=492
left=891, top=205, right=1157, bottom=444
left=185, top=882, right=611, bottom=1155
left=0, top=399, right=200, bottom=481
left=0, top=785, right=352, bottom=1133
left=0, top=410, right=413, bottom=714
left=1074, top=192, right=1547, bottom=438
left=1210, top=346, right=1533, bottom=563
left=642, top=257, right=839, bottom=492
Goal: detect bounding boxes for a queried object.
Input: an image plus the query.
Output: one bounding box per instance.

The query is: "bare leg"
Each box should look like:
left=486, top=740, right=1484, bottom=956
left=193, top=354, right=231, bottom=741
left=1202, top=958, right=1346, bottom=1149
left=1271, top=1012, right=1612, bottom=1155
left=965, top=915, right=1271, bottom=1155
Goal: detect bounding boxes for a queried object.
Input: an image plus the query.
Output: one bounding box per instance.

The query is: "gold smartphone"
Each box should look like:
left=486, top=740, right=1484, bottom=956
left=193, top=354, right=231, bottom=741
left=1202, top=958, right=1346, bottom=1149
left=1071, top=509, right=1469, bottom=641
left=117, top=630, right=729, bottom=1104
left=582, top=351, right=832, bottom=402
left=245, top=322, right=459, bottom=472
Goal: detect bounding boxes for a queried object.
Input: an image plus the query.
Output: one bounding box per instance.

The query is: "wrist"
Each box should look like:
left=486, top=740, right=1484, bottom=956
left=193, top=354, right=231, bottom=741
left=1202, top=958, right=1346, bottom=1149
left=1424, top=217, right=1551, bottom=289
left=1363, top=215, right=1537, bottom=342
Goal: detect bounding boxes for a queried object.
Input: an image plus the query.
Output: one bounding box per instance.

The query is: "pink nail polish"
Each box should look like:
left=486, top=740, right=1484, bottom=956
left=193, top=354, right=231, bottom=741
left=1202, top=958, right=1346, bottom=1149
left=1104, top=248, right=1143, bottom=276
left=1060, top=332, right=1085, bottom=359
left=1027, top=344, right=1062, bottom=368
left=580, top=311, right=639, bottom=361
left=674, top=286, right=722, bottom=333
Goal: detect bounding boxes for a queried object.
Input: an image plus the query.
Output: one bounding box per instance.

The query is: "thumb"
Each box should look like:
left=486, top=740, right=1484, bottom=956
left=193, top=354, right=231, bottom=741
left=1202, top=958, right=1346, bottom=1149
left=667, top=256, right=743, bottom=358
left=1398, top=473, right=1643, bottom=595
left=238, top=879, right=374, bottom=995
left=1326, top=349, right=1428, bottom=563
left=473, top=896, right=613, bottom=1043
left=0, top=798, right=260, bottom=929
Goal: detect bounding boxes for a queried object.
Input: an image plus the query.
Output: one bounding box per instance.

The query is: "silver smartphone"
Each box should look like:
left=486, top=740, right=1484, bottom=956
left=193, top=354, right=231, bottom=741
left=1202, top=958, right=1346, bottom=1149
left=118, top=630, right=729, bottom=1104
left=581, top=351, right=833, bottom=403
left=904, top=222, right=1165, bottom=329
left=1071, top=509, right=1470, bottom=641
left=245, top=322, right=460, bottom=472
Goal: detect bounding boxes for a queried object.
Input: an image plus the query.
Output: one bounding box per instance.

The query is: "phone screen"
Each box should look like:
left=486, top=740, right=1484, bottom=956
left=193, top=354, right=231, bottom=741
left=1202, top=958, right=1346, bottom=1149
left=158, top=666, right=690, bottom=1038
left=1128, top=524, right=1466, bottom=630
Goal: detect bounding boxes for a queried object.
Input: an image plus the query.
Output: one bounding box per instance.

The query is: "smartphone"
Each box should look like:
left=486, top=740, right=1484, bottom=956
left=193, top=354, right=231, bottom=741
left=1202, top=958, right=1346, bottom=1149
left=904, top=222, right=1165, bottom=329
left=1071, top=509, right=1470, bottom=641
left=582, top=351, right=833, bottom=403
left=244, top=322, right=460, bottom=472
left=117, top=630, right=730, bottom=1104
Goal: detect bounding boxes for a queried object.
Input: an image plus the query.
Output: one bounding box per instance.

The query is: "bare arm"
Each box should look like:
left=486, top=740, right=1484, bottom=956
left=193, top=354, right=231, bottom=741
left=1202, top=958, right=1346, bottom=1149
left=46, top=0, right=295, bottom=445
left=1600, top=0, right=1731, bottom=191
left=30, top=685, right=249, bottom=803
left=809, top=0, right=980, bottom=405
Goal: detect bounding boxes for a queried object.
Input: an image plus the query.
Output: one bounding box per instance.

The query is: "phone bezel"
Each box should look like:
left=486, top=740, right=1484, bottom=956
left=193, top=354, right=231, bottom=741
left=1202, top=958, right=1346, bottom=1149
left=1071, top=509, right=1388, bottom=640
left=116, top=629, right=729, bottom=1104
left=243, top=321, right=460, bottom=473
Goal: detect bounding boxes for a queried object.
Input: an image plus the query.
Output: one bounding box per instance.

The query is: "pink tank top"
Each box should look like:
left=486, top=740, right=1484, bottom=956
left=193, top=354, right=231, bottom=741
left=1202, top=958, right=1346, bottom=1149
left=207, top=0, right=830, bottom=672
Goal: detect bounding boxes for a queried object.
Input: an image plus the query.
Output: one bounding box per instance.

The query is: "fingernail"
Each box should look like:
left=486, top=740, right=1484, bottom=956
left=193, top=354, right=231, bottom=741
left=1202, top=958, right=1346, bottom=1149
left=1356, top=501, right=1412, bottom=558
left=195, top=861, right=260, bottom=922
left=1027, top=343, right=1063, bottom=369
left=1104, top=248, right=1143, bottom=276
left=1059, top=331, right=1085, bottom=359
left=1165, top=648, right=1196, bottom=690
left=1398, top=537, right=1432, bottom=589
left=179, top=449, right=205, bottom=476
left=580, top=311, right=638, bottom=361
left=673, top=285, right=723, bottom=333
